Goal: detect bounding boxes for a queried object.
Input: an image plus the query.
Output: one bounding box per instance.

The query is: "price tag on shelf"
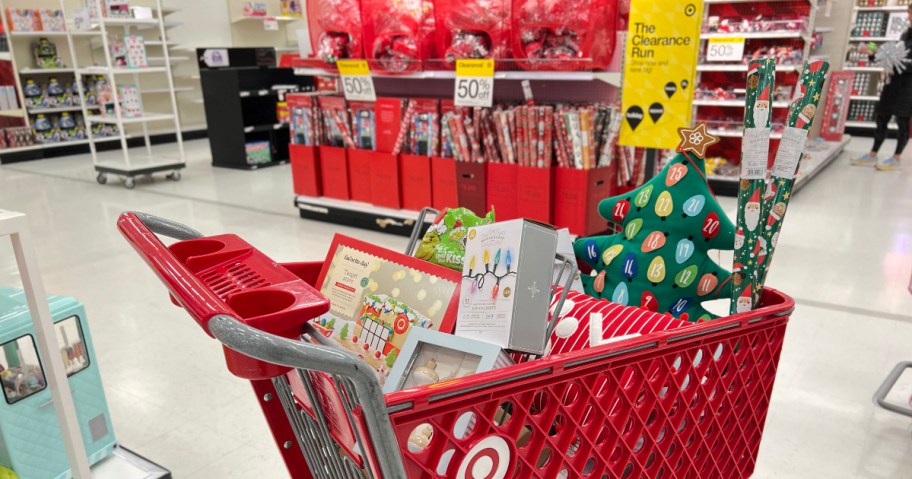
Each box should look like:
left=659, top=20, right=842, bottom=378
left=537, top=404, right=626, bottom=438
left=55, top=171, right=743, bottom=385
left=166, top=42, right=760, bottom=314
left=336, top=60, right=376, bottom=102
left=263, top=17, right=279, bottom=31
left=706, top=37, right=745, bottom=62
left=454, top=59, right=494, bottom=107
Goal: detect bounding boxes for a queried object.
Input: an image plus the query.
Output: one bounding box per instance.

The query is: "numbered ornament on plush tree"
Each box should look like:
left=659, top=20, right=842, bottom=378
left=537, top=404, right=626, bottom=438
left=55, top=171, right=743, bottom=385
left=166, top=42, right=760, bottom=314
left=573, top=124, right=735, bottom=321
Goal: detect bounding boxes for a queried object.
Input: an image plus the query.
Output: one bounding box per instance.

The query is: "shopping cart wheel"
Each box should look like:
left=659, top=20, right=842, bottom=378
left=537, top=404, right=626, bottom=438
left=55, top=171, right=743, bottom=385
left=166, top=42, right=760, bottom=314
left=166, top=170, right=181, bottom=181
left=123, top=177, right=135, bottom=189
left=96, top=172, right=107, bottom=185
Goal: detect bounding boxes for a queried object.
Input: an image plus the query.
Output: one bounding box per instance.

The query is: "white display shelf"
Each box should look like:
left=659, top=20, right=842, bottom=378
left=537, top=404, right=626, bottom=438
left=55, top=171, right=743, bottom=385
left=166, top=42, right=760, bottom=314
left=696, top=64, right=798, bottom=72
left=28, top=105, right=100, bottom=114
left=0, top=52, right=12, bottom=61
left=95, top=154, right=183, bottom=174
left=815, top=26, right=835, bottom=33
left=853, top=5, right=909, bottom=11
left=845, top=66, right=885, bottom=72
left=0, top=135, right=123, bottom=154
left=102, top=18, right=159, bottom=26
left=850, top=95, right=880, bottom=101
left=87, top=112, right=175, bottom=124
left=79, top=66, right=168, bottom=75
left=0, top=109, right=25, bottom=117
left=845, top=120, right=898, bottom=130
left=232, top=15, right=303, bottom=23
left=708, top=129, right=784, bottom=139
left=848, top=36, right=894, bottom=42
left=20, top=67, right=75, bottom=74
left=8, top=30, right=69, bottom=37
left=693, top=99, right=790, bottom=108
left=793, top=136, right=851, bottom=192
left=700, top=31, right=807, bottom=40
left=148, top=56, right=190, bottom=63
left=143, top=86, right=194, bottom=94
left=293, top=67, right=622, bottom=85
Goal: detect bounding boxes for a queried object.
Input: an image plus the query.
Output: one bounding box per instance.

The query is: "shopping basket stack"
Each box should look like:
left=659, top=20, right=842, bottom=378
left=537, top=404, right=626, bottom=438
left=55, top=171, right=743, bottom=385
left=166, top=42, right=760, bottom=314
left=119, top=212, right=795, bottom=479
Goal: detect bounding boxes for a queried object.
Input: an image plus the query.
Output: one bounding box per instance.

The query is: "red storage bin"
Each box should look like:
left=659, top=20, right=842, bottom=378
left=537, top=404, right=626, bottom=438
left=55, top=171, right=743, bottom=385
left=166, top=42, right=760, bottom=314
left=305, top=0, right=365, bottom=71
left=289, top=144, right=321, bottom=197
left=432, top=0, right=510, bottom=69
left=318, top=146, right=350, bottom=200
left=516, top=165, right=553, bottom=224
left=511, top=0, right=617, bottom=71
left=455, top=161, right=487, bottom=214
left=370, top=151, right=401, bottom=208
left=361, top=0, right=429, bottom=73
left=347, top=149, right=374, bottom=203
left=431, top=156, right=459, bottom=210
left=399, top=154, right=433, bottom=211
left=485, top=162, right=518, bottom=220
left=554, top=166, right=614, bottom=236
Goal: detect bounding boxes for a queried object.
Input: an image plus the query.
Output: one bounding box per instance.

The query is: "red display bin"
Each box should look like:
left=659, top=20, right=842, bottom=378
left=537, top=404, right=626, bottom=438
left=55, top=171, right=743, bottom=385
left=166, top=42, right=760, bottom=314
left=289, top=144, right=321, bottom=197
left=370, top=151, right=401, bottom=209
left=554, top=166, right=614, bottom=236
left=318, top=146, right=350, bottom=200
left=399, top=154, right=433, bottom=211
left=516, top=165, right=553, bottom=224
left=431, top=156, right=459, bottom=211
left=347, top=149, right=374, bottom=203
left=455, top=161, right=487, bottom=214
left=486, top=162, right=518, bottom=220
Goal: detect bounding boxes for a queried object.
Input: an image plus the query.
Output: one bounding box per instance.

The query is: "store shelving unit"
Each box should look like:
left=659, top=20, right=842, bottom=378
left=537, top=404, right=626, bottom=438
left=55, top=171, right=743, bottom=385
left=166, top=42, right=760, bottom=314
left=226, top=0, right=305, bottom=52
left=199, top=47, right=314, bottom=170
left=843, top=1, right=911, bottom=135
left=695, top=0, right=845, bottom=195
left=0, top=1, right=198, bottom=164
left=81, top=0, right=184, bottom=188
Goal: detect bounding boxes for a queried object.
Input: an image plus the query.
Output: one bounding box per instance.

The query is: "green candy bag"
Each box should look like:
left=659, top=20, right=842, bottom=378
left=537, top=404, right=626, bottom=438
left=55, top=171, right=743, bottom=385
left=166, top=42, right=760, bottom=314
left=415, top=207, right=495, bottom=271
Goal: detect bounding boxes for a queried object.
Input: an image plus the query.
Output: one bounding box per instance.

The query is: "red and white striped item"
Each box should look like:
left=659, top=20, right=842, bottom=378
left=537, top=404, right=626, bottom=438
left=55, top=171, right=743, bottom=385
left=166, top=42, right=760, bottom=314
left=534, top=288, right=691, bottom=359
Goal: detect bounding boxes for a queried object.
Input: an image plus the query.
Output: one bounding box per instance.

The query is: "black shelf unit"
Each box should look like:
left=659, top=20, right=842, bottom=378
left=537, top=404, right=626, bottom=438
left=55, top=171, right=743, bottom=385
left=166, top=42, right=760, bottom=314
left=198, top=47, right=314, bottom=170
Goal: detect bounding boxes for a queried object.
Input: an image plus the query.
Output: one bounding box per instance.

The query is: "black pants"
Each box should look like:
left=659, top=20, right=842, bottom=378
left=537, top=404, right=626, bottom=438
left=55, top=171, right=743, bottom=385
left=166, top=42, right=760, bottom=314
left=872, top=113, right=911, bottom=156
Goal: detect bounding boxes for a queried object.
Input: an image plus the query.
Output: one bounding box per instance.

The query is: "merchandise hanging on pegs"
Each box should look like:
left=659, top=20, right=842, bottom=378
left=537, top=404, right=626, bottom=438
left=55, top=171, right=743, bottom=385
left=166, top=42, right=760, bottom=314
left=434, top=0, right=510, bottom=68
left=306, top=0, right=365, bottom=69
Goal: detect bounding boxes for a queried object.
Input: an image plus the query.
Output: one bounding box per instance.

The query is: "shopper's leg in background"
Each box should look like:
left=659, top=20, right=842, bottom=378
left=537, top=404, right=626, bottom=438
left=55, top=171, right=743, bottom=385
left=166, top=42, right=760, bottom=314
left=893, top=116, right=910, bottom=156
left=853, top=111, right=891, bottom=165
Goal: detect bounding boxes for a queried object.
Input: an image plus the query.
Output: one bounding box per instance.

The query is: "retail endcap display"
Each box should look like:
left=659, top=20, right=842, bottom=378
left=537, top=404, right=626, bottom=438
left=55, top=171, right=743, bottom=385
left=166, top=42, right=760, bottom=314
left=574, top=124, right=734, bottom=322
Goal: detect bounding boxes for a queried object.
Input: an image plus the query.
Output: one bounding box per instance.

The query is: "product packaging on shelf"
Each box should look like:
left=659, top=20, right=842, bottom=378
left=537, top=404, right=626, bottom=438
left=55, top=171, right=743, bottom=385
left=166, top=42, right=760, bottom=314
left=510, top=0, right=616, bottom=71
left=361, top=0, right=428, bottom=73
left=347, top=100, right=376, bottom=203
left=318, top=96, right=351, bottom=199
left=398, top=98, right=439, bottom=210
left=433, top=0, right=510, bottom=68
left=288, top=94, right=322, bottom=197
left=306, top=0, right=365, bottom=69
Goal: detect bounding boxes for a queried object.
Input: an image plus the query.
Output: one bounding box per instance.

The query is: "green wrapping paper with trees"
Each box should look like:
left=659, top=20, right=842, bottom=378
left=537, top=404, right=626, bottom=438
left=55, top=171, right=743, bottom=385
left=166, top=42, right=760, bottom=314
left=753, top=61, right=830, bottom=303
left=731, top=58, right=776, bottom=314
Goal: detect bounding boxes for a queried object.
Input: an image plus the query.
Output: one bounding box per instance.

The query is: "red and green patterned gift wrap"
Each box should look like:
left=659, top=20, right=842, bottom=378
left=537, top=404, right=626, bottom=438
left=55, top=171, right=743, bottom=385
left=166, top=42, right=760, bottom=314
left=731, top=58, right=776, bottom=314
left=753, top=61, right=830, bottom=303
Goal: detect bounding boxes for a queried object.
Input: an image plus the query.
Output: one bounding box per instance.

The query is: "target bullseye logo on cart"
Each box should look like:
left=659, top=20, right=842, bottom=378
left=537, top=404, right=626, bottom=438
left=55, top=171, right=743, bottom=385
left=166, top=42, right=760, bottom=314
left=457, top=435, right=512, bottom=479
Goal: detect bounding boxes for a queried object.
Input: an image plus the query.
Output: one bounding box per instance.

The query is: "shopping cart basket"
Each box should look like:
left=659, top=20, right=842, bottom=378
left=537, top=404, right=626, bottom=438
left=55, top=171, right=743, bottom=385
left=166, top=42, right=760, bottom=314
left=118, top=212, right=795, bottom=479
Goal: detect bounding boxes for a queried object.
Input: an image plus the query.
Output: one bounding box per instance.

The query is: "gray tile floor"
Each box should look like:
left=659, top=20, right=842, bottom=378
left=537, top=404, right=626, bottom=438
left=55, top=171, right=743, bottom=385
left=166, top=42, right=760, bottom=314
left=0, top=138, right=910, bottom=478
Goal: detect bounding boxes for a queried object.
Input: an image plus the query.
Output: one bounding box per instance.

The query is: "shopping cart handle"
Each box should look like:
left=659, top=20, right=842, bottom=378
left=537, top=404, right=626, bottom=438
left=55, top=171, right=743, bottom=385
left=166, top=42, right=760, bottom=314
left=117, top=211, right=228, bottom=335
left=208, top=314, right=409, bottom=479
left=873, top=361, right=912, bottom=418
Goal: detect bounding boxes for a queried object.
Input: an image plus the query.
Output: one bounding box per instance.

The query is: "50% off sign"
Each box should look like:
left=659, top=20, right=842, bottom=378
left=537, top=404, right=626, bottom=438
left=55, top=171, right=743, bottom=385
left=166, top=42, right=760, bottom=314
left=454, top=59, right=494, bottom=107
left=336, top=60, right=377, bottom=102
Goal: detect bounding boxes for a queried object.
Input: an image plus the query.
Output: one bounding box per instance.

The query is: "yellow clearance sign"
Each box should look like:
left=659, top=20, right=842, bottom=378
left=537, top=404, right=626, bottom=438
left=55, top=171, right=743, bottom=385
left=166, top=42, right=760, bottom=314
left=620, top=0, right=704, bottom=149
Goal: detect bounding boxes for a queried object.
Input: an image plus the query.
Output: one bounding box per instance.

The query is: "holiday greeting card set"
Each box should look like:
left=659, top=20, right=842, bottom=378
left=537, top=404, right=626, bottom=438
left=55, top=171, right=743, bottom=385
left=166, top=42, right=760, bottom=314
left=124, top=35, right=148, bottom=68
left=313, top=235, right=461, bottom=385
left=118, top=84, right=142, bottom=118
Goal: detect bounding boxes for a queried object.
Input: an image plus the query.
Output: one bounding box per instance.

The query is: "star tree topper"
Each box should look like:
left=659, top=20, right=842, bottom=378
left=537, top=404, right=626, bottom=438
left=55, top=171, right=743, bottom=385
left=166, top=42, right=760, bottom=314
left=678, top=123, right=719, bottom=159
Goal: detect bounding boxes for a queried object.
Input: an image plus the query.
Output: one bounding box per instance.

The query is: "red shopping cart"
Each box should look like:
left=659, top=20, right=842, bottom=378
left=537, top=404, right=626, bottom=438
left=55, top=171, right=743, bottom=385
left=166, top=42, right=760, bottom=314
left=119, top=212, right=795, bottom=479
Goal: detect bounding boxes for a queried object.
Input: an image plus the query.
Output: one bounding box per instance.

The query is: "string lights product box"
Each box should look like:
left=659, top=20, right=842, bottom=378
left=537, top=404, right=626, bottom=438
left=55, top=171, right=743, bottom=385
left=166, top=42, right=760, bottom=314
left=455, top=219, right=558, bottom=354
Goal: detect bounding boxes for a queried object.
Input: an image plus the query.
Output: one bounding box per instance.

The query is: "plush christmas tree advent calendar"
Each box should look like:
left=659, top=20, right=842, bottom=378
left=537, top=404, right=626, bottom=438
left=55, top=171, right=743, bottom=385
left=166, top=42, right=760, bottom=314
left=574, top=125, right=735, bottom=321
